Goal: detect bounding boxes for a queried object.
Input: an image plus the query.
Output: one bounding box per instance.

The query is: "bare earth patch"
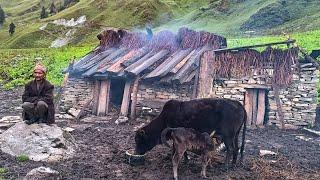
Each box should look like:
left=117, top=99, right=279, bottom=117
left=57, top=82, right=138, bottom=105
left=0, top=87, right=319, bottom=179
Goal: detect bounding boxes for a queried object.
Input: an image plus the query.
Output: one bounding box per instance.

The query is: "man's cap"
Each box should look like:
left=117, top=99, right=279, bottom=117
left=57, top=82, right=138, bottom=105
left=33, top=63, right=47, bottom=74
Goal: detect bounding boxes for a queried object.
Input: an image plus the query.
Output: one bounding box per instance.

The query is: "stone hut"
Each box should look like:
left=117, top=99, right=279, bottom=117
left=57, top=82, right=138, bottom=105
left=60, top=28, right=318, bottom=127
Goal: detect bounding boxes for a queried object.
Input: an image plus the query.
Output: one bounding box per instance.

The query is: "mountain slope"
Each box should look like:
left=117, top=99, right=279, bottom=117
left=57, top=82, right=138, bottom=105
left=0, top=0, right=319, bottom=49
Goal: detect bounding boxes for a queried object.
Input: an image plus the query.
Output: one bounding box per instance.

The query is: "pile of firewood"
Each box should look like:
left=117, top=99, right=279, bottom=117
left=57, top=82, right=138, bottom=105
left=120, top=32, right=148, bottom=49
left=146, top=30, right=179, bottom=52
left=178, top=27, right=226, bottom=49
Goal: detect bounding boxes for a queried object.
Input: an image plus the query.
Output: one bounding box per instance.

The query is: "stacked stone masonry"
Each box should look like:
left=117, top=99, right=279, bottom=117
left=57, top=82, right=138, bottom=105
left=59, top=77, right=94, bottom=112
left=208, top=64, right=318, bottom=126
left=134, top=82, right=193, bottom=116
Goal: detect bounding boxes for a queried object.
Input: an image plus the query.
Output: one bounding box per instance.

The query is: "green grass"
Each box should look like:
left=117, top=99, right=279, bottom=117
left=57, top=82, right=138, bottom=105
left=0, top=168, right=8, bottom=174
left=0, top=45, right=94, bottom=89
left=16, top=155, right=29, bottom=162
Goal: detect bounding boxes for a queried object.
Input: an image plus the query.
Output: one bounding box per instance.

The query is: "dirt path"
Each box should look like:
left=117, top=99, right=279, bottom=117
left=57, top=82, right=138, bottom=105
left=0, top=87, right=320, bottom=179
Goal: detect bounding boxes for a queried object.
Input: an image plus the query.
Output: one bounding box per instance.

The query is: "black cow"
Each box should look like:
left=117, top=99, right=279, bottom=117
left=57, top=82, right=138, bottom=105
left=134, top=98, right=247, bottom=167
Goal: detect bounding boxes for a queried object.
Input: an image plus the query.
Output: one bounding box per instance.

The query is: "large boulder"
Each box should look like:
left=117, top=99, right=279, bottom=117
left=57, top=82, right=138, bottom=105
left=0, top=122, right=75, bottom=162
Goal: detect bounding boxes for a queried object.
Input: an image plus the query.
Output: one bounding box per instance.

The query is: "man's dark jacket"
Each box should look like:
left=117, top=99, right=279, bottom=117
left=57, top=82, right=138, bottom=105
left=22, top=79, right=55, bottom=124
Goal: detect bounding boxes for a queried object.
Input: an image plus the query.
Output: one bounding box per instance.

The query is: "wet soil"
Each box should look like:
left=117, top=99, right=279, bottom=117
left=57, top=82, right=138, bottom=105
left=0, top=87, right=320, bottom=180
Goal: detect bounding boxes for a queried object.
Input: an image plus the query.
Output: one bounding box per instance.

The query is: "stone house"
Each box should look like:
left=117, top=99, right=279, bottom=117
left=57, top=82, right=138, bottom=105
left=60, top=28, right=318, bottom=127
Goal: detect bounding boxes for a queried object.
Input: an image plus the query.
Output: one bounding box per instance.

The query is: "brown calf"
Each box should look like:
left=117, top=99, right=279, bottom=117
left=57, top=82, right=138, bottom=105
left=161, top=127, right=219, bottom=180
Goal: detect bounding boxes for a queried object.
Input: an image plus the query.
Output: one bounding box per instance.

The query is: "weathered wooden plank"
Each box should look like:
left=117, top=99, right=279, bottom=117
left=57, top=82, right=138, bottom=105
left=120, top=80, right=132, bottom=116
left=83, top=48, right=127, bottom=76
left=127, top=50, right=170, bottom=75
left=173, top=46, right=210, bottom=82
left=78, top=48, right=116, bottom=70
left=145, top=49, right=192, bottom=78
left=121, top=48, right=149, bottom=67
left=124, top=51, right=155, bottom=72
left=256, top=89, right=266, bottom=126
left=197, top=51, right=214, bottom=98
left=170, top=49, right=197, bottom=74
left=130, top=77, right=140, bottom=119
left=273, top=85, right=285, bottom=129
left=244, top=89, right=253, bottom=127
left=73, top=51, right=96, bottom=69
left=180, top=70, right=196, bottom=84
left=107, top=50, right=140, bottom=73
left=192, top=69, right=199, bottom=98
left=252, top=89, right=258, bottom=126
left=97, top=80, right=110, bottom=116
left=92, top=80, right=101, bottom=115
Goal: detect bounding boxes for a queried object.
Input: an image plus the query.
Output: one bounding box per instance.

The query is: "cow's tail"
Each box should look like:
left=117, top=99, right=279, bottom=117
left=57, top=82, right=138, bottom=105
left=161, top=127, right=174, bottom=148
left=240, top=108, right=247, bottom=163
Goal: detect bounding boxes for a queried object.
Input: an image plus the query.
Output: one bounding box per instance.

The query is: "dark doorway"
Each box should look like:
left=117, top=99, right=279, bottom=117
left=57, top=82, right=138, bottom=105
left=110, top=78, right=126, bottom=107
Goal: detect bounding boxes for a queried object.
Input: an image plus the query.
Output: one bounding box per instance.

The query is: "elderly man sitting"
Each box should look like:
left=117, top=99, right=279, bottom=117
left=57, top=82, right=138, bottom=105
left=22, top=64, right=55, bottom=125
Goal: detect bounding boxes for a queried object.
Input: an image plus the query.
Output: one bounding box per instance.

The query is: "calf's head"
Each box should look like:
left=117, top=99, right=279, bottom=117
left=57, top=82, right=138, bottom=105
left=203, top=132, right=215, bottom=150
left=134, top=129, right=158, bottom=155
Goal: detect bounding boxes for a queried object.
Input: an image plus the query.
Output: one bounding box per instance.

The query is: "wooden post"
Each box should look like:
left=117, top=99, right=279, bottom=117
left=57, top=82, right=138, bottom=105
left=273, top=85, right=285, bottom=129
left=92, top=80, right=100, bottom=115
left=130, top=77, right=140, bottom=119
left=244, top=89, right=253, bottom=127
left=252, top=89, right=258, bottom=126
left=197, top=51, right=214, bottom=98
left=256, top=89, right=266, bottom=126
left=192, top=69, right=199, bottom=98
left=120, top=80, right=132, bottom=116
left=97, top=80, right=110, bottom=116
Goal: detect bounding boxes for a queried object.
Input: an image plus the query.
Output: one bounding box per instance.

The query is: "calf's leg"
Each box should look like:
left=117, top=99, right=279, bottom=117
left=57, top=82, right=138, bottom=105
left=172, top=147, right=185, bottom=180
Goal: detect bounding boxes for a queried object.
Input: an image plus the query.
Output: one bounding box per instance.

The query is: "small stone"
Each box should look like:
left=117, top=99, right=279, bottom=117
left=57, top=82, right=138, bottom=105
left=24, top=166, right=59, bottom=180
left=259, top=150, right=277, bottom=156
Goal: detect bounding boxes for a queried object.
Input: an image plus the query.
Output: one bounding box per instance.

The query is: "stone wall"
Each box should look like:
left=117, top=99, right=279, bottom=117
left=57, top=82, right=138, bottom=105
left=134, top=82, right=193, bottom=116
left=59, top=77, right=94, bottom=112
left=207, top=63, right=318, bottom=126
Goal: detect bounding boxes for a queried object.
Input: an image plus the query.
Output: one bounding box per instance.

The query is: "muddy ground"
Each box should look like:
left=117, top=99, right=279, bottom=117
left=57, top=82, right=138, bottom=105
left=0, top=87, right=320, bottom=180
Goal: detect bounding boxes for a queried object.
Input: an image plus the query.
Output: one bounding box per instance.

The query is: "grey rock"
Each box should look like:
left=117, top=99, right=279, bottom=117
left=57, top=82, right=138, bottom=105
left=24, top=166, right=59, bottom=180
left=0, top=122, right=75, bottom=162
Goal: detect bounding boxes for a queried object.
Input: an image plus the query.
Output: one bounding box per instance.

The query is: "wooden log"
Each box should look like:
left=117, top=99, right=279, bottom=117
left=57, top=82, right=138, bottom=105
left=252, top=89, right=258, bottom=126
left=92, top=80, right=100, bottom=115
left=197, top=51, right=214, bottom=98
left=120, top=80, right=132, bottom=116
left=145, top=49, right=192, bottom=78
left=256, top=89, right=266, bottom=126
left=76, top=98, right=93, bottom=121
left=97, top=80, right=110, bottom=116
left=127, top=50, right=170, bottom=75
left=130, top=77, right=140, bottom=119
left=244, top=89, right=253, bottom=127
left=273, top=84, right=285, bottom=129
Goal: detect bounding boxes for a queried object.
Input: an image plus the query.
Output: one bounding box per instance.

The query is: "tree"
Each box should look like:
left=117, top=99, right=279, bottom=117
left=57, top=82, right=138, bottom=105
left=0, top=5, right=5, bottom=26
left=40, top=6, right=48, bottom=19
left=49, top=2, right=57, bottom=14
left=8, top=22, right=15, bottom=35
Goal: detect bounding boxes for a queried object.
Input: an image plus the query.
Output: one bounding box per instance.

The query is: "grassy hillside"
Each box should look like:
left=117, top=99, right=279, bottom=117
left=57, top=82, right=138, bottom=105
left=0, top=0, right=319, bottom=49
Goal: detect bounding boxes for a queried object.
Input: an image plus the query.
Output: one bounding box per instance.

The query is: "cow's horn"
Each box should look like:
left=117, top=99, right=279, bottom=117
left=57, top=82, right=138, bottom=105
left=210, top=130, right=216, bottom=137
